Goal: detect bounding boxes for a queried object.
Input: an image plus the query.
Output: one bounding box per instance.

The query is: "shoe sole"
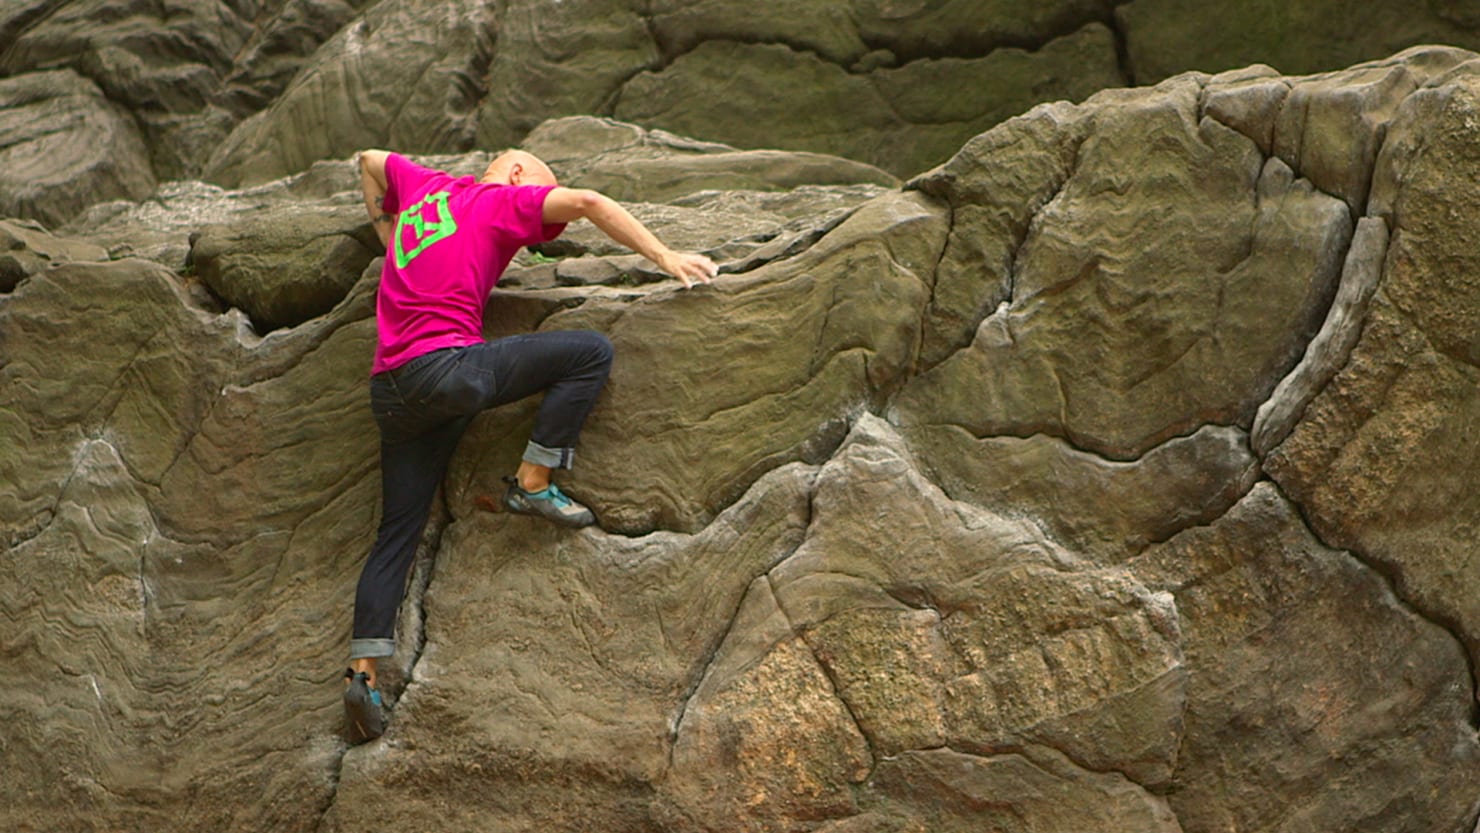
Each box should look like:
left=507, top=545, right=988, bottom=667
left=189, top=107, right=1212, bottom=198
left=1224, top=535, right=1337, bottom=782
left=344, top=689, right=384, bottom=742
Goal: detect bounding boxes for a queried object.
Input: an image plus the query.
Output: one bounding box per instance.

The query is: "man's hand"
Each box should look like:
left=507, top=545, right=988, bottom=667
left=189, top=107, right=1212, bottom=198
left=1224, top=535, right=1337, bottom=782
left=655, top=250, right=719, bottom=289
left=544, top=187, right=719, bottom=289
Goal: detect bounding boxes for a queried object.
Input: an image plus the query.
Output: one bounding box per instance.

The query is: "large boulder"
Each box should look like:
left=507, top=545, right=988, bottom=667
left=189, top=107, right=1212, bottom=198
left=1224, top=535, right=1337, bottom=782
left=11, top=0, right=1480, bottom=225
left=0, top=255, right=378, bottom=832
left=611, top=23, right=1124, bottom=179
left=203, top=0, right=1132, bottom=187
left=5, top=49, right=1480, bottom=833
left=1118, top=0, right=1480, bottom=83
left=189, top=203, right=381, bottom=332
left=0, top=70, right=156, bottom=229
left=896, top=75, right=1353, bottom=460
left=0, top=0, right=362, bottom=180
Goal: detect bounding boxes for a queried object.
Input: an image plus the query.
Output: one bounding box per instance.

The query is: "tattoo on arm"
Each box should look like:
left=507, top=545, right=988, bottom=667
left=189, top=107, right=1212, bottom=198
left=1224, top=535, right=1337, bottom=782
left=372, top=197, right=394, bottom=225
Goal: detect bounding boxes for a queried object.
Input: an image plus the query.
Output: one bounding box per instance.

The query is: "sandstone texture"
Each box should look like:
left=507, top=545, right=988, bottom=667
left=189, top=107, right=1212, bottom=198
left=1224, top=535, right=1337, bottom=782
left=10, top=0, right=1480, bottom=221
left=4, top=5, right=1480, bottom=833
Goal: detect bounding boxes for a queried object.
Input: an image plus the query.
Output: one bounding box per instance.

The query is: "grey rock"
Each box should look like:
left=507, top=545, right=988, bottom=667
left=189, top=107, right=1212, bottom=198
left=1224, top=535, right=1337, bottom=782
left=1252, top=216, right=1388, bottom=455
left=1130, top=483, right=1480, bottom=832
left=0, top=219, right=108, bottom=292
left=5, top=47, right=1480, bottom=833
left=190, top=203, right=380, bottom=332
left=612, top=25, right=1124, bottom=179
left=7, top=0, right=1480, bottom=225
left=895, top=76, right=1353, bottom=460
left=202, top=0, right=500, bottom=188
left=0, top=70, right=156, bottom=229
left=525, top=116, right=900, bottom=204
left=1118, top=0, right=1480, bottom=83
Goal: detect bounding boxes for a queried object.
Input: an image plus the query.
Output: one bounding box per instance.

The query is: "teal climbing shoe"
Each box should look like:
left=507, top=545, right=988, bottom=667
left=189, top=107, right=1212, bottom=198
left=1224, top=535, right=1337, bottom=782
left=502, top=477, right=596, bottom=528
left=343, top=669, right=385, bottom=743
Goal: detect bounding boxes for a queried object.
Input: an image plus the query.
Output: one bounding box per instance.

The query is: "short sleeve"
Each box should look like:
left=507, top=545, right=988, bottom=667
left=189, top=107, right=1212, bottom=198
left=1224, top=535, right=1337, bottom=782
left=492, top=185, right=566, bottom=246
left=383, top=153, right=438, bottom=214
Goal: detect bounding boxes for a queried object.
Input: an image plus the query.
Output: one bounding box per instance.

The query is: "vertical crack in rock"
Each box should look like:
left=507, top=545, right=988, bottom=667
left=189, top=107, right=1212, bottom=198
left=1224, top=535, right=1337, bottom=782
left=316, top=496, right=453, bottom=832
left=453, top=5, right=498, bottom=126
left=910, top=196, right=956, bottom=377
left=1107, top=1, right=1136, bottom=86
left=74, top=329, right=166, bottom=441
left=1271, top=480, right=1480, bottom=732
left=402, top=502, right=453, bottom=687
left=666, top=473, right=821, bottom=767
left=809, top=281, right=841, bottom=379
left=769, top=574, right=879, bottom=778
left=905, top=120, right=1086, bottom=379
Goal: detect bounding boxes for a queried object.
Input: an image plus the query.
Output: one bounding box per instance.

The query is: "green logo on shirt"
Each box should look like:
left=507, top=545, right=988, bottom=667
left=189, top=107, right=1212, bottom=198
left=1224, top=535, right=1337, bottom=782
left=394, top=190, right=458, bottom=269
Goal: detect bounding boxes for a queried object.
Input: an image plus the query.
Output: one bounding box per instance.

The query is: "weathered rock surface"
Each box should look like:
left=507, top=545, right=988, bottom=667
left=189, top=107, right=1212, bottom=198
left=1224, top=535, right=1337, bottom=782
left=189, top=203, right=381, bottom=332
left=0, top=69, right=156, bottom=229
left=13, top=0, right=1480, bottom=226
left=1267, top=56, right=1480, bottom=690
left=1131, top=482, right=1479, bottom=832
left=611, top=23, right=1124, bottom=181
left=5, top=46, right=1480, bottom=833
left=1119, top=0, right=1480, bottom=83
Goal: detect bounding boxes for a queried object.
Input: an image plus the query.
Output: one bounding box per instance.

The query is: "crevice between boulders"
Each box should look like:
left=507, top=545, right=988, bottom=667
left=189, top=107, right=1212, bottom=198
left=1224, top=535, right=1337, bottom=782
left=1106, top=1, right=1136, bottom=86
left=316, top=495, right=453, bottom=832
left=401, top=501, right=453, bottom=690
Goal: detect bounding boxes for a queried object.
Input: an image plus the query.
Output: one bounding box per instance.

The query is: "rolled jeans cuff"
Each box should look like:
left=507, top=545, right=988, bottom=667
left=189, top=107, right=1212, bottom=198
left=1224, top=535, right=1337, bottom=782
left=350, top=638, right=396, bottom=660
left=524, top=440, right=574, bottom=470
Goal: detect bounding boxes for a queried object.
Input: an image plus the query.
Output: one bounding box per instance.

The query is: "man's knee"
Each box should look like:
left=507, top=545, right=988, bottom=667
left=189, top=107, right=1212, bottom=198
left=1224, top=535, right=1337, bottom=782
left=582, top=330, right=615, bottom=369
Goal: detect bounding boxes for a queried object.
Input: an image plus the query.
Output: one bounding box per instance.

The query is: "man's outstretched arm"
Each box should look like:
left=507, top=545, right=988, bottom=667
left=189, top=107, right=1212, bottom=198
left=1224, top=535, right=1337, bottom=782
left=358, top=150, right=394, bottom=248
left=542, top=187, right=717, bottom=288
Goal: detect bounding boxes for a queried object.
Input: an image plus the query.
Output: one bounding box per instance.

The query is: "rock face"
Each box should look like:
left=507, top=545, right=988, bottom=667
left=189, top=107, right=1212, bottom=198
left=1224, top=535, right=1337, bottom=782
left=5, top=36, right=1480, bottom=833
left=11, top=0, right=1480, bottom=217
left=0, top=70, right=157, bottom=229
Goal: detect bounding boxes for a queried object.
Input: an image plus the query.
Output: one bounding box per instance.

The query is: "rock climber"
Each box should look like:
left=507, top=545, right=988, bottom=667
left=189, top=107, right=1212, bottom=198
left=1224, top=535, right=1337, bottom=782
left=342, top=147, right=717, bottom=742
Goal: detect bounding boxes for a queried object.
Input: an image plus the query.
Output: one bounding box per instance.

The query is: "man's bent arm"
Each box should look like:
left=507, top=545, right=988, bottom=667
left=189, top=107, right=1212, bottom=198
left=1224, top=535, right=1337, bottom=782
left=543, top=187, right=717, bottom=288
left=358, top=150, right=394, bottom=248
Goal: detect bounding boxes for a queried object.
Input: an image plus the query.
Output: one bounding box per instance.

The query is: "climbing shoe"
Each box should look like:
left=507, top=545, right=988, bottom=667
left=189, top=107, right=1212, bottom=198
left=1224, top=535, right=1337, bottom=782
left=501, top=476, right=596, bottom=528
left=343, top=669, right=385, bottom=743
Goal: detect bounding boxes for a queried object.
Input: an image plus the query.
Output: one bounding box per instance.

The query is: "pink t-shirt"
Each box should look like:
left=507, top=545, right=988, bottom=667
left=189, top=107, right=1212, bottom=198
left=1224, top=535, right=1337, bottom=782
left=371, top=153, right=566, bottom=374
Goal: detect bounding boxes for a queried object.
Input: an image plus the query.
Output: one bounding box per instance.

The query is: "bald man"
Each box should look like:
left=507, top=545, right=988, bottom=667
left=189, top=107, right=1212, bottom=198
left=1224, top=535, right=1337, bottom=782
left=343, top=148, right=717, bottom=742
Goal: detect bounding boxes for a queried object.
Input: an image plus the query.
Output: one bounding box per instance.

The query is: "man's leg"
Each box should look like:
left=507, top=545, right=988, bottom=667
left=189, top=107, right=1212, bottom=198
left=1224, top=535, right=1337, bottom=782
left=344, top=415, right=467, bottom=742
left=350, top=416, right=469, bottom=682
left=454, top=330, right=613, bottom=523
left=452, top=331, right=609, bottom=520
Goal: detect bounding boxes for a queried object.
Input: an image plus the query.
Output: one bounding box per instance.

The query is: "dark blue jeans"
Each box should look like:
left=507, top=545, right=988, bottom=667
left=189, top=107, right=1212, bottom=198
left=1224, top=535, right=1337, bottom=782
left=350, top=330, right=613, bottom=659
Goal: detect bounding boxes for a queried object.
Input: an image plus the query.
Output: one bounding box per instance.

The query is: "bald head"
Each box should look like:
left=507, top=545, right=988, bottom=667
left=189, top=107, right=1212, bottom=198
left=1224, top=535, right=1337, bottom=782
left=480, top=150, right=558, bottom=186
